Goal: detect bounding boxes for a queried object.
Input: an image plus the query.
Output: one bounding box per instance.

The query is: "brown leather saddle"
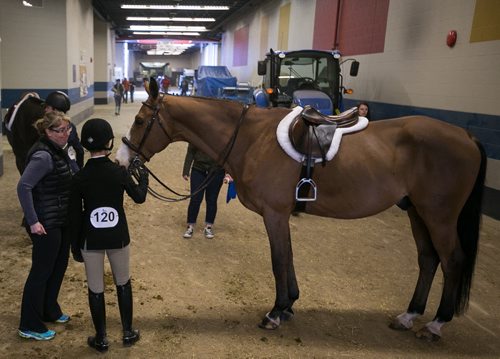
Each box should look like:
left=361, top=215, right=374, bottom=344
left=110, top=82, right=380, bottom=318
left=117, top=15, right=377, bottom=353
left=289, top=106, right=359, bottom=161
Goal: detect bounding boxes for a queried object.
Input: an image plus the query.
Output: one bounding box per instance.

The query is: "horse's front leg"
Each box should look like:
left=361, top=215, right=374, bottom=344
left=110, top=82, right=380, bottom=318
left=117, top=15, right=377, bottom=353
left=258, top=212, right=298, bottom=329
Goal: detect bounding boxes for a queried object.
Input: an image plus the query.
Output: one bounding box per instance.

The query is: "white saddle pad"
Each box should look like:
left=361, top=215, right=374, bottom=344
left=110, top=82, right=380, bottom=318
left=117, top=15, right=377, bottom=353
left=276, top=106, right=369, bottom=163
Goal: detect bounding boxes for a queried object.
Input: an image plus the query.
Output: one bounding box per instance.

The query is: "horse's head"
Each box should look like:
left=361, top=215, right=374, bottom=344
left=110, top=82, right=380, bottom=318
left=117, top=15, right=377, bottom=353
left=116, top=77, right=173, bottom=167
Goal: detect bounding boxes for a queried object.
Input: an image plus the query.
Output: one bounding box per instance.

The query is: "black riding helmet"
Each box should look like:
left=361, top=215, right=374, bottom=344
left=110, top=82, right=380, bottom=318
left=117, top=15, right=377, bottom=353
left=45, top=91, right=71, bottom=113
left=81, top=118, right=114, bottom=151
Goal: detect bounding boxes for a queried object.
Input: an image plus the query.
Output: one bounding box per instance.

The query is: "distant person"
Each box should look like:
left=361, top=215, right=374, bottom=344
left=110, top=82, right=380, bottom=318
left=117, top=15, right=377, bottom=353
left=180, top=79, right=189, bottom=96
left=70, top=118, right=148, bottom=352
left=161, top=77, right=170, bottom=93
left=122, top=78, right=130, bottom=103
left=357, top=102, right=370, bottom=120
left=111, top=80, right=124, bottom=115
left=182, top=144, right=225, bottom=239
left=129, top=82, right=135, bottom=103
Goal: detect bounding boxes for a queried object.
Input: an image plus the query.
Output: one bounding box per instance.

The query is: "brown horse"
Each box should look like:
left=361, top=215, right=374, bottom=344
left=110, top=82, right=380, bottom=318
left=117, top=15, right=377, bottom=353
left=116, top=78, right=486, bottom=341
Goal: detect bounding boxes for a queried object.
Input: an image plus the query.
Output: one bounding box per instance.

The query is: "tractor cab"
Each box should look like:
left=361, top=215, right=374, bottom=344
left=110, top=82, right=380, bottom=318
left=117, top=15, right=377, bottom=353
left=255, top=49, right=358, bottom=115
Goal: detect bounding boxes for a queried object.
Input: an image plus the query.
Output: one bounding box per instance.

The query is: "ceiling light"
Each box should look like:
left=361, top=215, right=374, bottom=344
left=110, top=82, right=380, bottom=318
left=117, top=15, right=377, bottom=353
left=22, top=0, right=43, bottom=6
left=133, top=32, right=201, bottom=36
left=130, top=25, right=207, bottom=32
left=127, top=17, right=216, bottom=22
left=122, top=5, right=229, bottom=11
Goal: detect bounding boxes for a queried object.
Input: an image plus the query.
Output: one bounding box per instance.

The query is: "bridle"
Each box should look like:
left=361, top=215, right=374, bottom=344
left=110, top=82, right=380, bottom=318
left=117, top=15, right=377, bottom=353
left=121, top=96, right=249, bottom=202
left=121, top=99, right=171, bottom=162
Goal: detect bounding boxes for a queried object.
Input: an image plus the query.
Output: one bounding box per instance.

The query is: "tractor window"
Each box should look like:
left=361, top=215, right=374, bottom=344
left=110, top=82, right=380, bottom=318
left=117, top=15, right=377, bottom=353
left=278, top=55, right=334, bottom=96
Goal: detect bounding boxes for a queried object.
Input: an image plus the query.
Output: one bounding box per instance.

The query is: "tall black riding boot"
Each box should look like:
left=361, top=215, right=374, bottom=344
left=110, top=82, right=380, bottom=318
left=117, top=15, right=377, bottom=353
left=87, top=290, right=109, bottom=352
left=116, top=280, right=140, bottom=346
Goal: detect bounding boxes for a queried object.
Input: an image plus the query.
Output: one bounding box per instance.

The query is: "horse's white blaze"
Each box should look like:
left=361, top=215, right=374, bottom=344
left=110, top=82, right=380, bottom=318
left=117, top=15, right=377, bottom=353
left=115, top=129, right=132, bottom=167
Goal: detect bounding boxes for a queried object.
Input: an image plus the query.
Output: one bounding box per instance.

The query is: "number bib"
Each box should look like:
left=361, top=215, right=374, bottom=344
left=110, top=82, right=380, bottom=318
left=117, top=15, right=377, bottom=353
left=90, top=207, right=119, bottom=228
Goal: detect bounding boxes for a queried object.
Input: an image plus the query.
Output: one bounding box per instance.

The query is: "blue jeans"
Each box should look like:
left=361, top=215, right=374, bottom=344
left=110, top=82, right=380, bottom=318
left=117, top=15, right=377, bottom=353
left=187, top=168, right=225, bottom=225
left=114, top=95, right=121, bottom=112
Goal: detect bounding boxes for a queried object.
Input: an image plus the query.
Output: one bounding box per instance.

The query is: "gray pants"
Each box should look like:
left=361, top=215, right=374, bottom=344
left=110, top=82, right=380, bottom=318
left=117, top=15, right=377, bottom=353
left=82, top=245, right=130, bottom=293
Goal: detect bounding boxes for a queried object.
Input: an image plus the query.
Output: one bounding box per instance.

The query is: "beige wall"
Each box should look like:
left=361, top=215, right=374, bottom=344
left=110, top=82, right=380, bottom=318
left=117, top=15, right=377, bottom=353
left=0, top=0, right=94, bottom=122
left=1, top=0, right=67, bottom=88
left=221, top=0, right=317, bottom=86
left=348, top=0, right=500, bottom=116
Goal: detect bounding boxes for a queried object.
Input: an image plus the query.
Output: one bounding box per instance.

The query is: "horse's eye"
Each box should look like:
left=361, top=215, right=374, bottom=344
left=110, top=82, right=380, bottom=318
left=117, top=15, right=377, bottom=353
left=134, top=118, right=144, bottom=125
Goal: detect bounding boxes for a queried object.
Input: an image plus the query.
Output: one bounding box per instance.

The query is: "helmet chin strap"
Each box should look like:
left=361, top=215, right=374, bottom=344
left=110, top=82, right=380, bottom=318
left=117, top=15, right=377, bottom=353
left=104, top=139, right=114, bottom=156
left=104, top=138, right=114, bottom=152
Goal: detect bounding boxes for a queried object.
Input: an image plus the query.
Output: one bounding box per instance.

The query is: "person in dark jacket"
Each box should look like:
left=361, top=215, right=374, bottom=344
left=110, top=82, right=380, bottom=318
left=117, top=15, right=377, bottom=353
left=44, top=91, right=84, bottom=170
left=111, top=79, right=124, bottom=115
left=17, top=110, right=76, bottom=341
left=182, top=144, right=225, bottom=239
left=70, top=118, right=148, bottom=352
left=4, top=90, right=83, bottom=175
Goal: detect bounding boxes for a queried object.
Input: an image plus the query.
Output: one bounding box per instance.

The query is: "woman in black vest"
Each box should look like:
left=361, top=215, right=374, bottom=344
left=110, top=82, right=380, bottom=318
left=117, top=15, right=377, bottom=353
left=70, top=118, right=148, bottom=352
left=17, top=111, right=75, bottom=341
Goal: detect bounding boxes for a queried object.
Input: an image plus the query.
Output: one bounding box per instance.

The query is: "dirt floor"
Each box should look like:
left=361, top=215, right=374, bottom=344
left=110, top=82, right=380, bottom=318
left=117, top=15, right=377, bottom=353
left=1, top=94, right=500, bottom=358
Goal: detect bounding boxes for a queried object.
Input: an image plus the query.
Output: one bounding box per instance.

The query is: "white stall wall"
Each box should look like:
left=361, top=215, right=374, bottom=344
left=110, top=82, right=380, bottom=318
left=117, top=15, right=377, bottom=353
left=348, top=0, right=500, bottom=116
left=1, top=0, right=67, bottom=89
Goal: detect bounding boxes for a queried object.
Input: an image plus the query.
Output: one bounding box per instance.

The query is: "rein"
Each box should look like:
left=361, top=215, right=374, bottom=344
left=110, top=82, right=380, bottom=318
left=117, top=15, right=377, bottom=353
left=123, top=97, right=249, bottom=202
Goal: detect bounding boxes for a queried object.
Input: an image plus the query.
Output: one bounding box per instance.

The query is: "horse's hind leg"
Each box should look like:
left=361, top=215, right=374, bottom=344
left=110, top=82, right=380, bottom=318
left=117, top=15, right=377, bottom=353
left=390, top=207, right=440, bottom=332
left=415, top=222, right=465, bottom=341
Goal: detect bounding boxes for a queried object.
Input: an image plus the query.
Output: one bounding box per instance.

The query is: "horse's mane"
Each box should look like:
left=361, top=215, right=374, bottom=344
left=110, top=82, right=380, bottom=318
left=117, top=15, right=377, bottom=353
left=164, top=93, right=248, bottom=109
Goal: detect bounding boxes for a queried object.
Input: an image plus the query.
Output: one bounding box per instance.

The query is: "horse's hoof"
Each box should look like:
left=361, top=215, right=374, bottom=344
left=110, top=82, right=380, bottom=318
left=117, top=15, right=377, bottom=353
left=389, top=319, right=411, bottom=331
left=280, top=308, right=294, bottom=322
left=415, top=327, right=441, bottom=342
left=258, top=312, right=280, bottom=330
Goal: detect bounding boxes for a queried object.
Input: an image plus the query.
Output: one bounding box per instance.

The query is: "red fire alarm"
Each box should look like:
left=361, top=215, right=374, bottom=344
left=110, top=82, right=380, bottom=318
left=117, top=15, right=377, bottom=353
left=447, top=30, right=457, bottom=47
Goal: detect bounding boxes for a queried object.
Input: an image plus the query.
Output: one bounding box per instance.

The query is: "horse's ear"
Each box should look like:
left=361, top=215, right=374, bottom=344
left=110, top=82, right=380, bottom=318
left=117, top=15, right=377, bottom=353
left=149, top=76, right=159, bottom=99
left=144, top=80, right=150, bottom=95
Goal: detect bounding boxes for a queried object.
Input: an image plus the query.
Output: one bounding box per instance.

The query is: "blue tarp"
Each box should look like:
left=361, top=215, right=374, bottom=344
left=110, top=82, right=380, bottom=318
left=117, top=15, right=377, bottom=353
left=196, top=66, right=237, bottom=98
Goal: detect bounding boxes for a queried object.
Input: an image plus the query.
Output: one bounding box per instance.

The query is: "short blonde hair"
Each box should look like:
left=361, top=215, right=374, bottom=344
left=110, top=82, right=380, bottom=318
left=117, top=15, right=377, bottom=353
left=33, top=110, right=70, bottom=136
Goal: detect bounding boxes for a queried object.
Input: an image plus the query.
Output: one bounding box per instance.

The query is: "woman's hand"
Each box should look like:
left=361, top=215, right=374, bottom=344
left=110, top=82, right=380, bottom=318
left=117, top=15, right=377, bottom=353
left=183, top=175, right=189, bottom=181
left=224, top=173, right=233, bottom=184
left=30, top=222, right=47, bottom=235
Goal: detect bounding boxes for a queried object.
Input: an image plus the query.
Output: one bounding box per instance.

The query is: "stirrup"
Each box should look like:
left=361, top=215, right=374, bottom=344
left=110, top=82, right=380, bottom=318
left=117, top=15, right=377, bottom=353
left=295, top=178, right=317, bottom=201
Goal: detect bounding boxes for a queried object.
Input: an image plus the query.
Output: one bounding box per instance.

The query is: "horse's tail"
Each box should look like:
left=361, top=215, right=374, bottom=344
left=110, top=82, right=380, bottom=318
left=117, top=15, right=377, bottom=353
left=455, top=137, right=487, bottom=315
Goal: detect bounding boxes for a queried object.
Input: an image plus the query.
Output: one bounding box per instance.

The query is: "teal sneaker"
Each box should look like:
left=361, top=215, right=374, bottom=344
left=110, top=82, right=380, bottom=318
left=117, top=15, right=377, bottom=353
left=18, top=329, right=56, bottom=341
left=55, top=314, right=70, bottom=323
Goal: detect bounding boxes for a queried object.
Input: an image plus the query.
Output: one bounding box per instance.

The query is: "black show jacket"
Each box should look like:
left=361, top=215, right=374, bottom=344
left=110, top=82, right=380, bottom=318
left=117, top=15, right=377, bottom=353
left=70, top=156, right=147, bottom=250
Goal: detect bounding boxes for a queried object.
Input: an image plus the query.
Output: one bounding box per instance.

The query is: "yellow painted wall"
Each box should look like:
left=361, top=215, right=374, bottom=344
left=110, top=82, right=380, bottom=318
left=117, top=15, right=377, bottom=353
left=278, top=3, right=291, bottom=50
left=470, top=0, right=500, bottom=42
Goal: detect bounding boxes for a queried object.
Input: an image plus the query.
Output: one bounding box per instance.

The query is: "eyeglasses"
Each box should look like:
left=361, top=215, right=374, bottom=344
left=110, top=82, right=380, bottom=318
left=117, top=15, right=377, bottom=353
left=49, top=125, right=72, bottom=134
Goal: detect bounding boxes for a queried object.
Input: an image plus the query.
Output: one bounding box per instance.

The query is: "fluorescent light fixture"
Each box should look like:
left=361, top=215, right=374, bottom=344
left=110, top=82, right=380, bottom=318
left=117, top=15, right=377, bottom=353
left=23, top=0, right=42, bottom=6
left=144, top=42, right=196, bottom=56
left=122, top=4, right=229, bottom=10
left=133, top=32, right=201, bottom=36
left=127, top=17, right=216, bottom=22
left=130, top=25, right=207, bottom=31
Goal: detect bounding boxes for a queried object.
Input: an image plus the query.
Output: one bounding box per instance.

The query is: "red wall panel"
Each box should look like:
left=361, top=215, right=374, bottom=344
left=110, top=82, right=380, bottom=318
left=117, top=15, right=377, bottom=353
left=313, top=0, right=389, bottom=55
left=233, top=25, right=249, bottom=66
